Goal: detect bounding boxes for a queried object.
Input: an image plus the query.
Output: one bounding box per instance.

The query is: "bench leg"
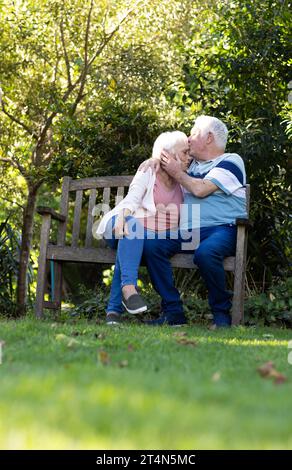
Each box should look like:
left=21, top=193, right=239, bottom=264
left=52, top=261, right=63, bottom=313
left=231, top=274, right=245, bottom=325
left=231, top=225, right=248, bottom=325
left=35, top=214, right=51, bottom=318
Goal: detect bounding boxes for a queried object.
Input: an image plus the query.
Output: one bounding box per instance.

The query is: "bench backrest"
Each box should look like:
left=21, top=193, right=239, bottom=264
left=57, top=175, right=250, bottom=249
left=57, top=176, right=133, bottom=248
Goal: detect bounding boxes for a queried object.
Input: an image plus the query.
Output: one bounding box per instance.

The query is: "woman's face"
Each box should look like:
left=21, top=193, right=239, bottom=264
left=172, top=142, right=191, bottom=171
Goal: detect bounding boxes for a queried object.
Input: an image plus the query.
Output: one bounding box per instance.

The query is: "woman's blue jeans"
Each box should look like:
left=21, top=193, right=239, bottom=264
left=104, top=215, right=184, bottom=315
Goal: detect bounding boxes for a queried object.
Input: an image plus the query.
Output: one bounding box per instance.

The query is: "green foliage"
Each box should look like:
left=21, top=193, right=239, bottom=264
left=246, top=277, right=292, bottom=327
left=47, top=100, right=165, bottom=179
left=0, top=219, right=35, bottom=316
left=167, top=0, right=292, bottom=282
left=67, top=284, right=109, bottom=319
left=0, top=220, right=19, bottom=314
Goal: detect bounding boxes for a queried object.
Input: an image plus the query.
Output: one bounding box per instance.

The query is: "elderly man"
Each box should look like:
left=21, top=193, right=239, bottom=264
left=142, top=115, right=247, bottom=327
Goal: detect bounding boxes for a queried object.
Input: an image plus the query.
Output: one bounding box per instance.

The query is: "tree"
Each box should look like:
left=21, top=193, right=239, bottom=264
left=0, top=0, right=197, bottom=312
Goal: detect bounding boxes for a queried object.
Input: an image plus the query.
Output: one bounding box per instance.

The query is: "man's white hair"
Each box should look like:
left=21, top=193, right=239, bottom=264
left=152, top=131, right=188, bottom=159
left=192, top=115, right=228, bottom=149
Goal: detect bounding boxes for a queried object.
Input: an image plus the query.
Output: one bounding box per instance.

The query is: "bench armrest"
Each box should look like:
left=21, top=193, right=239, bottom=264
left=236, top=218, right=253, bottom=228
left=37, top=206, right=66, bottom=222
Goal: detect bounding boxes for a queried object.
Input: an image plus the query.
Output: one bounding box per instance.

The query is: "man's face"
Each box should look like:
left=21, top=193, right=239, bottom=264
left=188, top=126, right=208, bottom=158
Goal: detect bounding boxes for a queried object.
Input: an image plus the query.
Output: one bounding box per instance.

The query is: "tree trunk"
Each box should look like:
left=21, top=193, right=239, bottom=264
left=17, top=183, right=40, bottom=314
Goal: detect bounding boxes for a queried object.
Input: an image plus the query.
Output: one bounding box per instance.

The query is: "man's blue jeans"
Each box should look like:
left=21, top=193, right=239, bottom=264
left=143, top=224, right=237, bottom=326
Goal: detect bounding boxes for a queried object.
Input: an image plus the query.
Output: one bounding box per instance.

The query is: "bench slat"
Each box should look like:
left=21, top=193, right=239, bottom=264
left=71, top=190, right=83, bottom=247
left=116, top=186, right=124, bottom=205
left=85, top=189, right=97, bottom=248
left=47, top=245, right=235, bottom=271
left=70, top=176, right=133, bottom=191
left=102, top=187, right=111, bottom=207
left=57, top=176, right=71, bottom=246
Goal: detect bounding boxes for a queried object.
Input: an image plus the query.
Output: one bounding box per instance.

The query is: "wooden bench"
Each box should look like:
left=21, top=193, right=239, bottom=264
left=35, top=176, right=250, bottom=325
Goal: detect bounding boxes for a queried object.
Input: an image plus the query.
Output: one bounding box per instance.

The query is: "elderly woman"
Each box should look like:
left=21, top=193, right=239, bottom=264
left=93, top=131, right=190, bottom=325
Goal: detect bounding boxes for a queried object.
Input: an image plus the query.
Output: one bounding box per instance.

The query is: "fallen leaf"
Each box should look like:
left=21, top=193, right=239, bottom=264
left=95, top=333, right=106, bottom=340
left=212, top=372, right=221, bottom=382
left=98, top=350, right=110, bottom=366
left=118, top=360, right=129, bottom=368
left=273, top=373, right=287, bottom=385
left=173, top=332, right=188, bottom=338
left=176, top=338, right=197, bottom=347
left=257, top=361, right=287, bottom=385
left=257, top=361, right=274, bottom=377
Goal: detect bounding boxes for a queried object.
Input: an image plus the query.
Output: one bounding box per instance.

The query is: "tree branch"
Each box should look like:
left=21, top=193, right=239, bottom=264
left=60, top=18, right=72, bottom=88
left=88, top=1, right=143, bottom=69
left=0, top=156, right=26, bottom=176
left=1, top=101, right=37, bottom=139
left=0, top=195, right=25, bottom=210
left=34, top=0, right=143, bottom=163
left=69, top=0, right=94, bottom=116
left=70, top=0, right=143, bottom=116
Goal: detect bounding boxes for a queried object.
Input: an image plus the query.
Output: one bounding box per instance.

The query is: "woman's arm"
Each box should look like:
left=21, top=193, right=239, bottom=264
left=119, top=168, right=152, bottom=213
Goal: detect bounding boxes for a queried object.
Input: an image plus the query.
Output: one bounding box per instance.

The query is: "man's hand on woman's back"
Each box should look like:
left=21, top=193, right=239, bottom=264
left=138, top=158, right=160, bottom=173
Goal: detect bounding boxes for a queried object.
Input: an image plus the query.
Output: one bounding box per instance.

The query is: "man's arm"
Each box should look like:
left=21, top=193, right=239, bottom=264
left=160, top=152, right=217, bottom=198
left=175, top=171, right=218, bottom=198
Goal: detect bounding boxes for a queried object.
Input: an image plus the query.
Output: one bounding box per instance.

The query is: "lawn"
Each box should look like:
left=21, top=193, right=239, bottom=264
left=0, top=317, right=291, bottom=450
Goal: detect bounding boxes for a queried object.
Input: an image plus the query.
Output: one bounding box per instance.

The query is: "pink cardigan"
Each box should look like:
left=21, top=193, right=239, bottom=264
left=92, top=168, right=157, bottom=239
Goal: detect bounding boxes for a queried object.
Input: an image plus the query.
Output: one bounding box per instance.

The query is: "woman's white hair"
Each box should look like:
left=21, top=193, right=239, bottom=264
left=152, top=131, right=188, bottom=159
left=192, top=115, right=228, bottom=149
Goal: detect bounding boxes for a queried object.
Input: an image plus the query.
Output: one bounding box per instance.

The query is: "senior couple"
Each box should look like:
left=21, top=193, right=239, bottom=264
left=93, top=115, right=247, bottom=327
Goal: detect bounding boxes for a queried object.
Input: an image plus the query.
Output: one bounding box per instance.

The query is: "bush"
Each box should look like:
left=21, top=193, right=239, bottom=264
left=245, top=277, right=292, bottom=327
left=0, top=220, right=20, bottom=315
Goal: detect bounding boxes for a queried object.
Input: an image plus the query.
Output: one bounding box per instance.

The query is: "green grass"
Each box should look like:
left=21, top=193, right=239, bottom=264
left=0, top=317, right=292, bottom=450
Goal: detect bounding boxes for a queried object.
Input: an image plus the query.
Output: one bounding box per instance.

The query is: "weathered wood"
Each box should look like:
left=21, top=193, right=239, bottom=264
left=35, top=214, right=52, bottom=318
left=37, top=207, right=66, bottom=222
left=85, top=188, right=97, bottom=248
left=236, top=218, right=251, bottom=226
left=102, top=187, right=111, bottom=208
left=57, top=176, right=71, bottom=246
left=246, top=184, right=250, bottom=212
left=46, top=244, right=235, bottom=271
left=70, top=176, right=133, bottom=191
left=43, top=300, right=61, bottom=309
left=231, top=184, right=250, bottom=325
left=231, top=225, right=247, bottom=325
left=72, top=190, right=83, bottom=247
left=115, top=186, right=124, bottom=205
